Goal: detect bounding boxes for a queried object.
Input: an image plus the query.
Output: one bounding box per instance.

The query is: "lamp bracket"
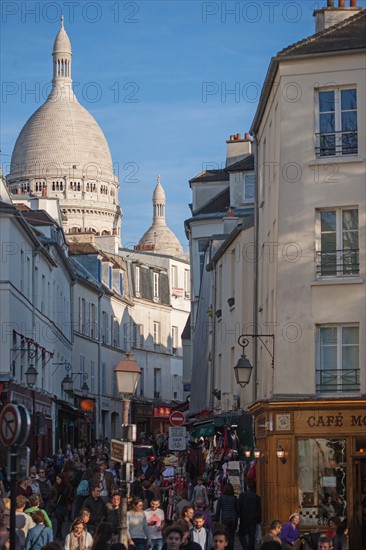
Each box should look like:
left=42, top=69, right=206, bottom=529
left=238, top=334, right=274, bottom=367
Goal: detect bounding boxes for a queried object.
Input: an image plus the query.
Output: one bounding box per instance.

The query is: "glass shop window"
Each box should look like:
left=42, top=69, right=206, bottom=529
left=298, top=438, right=347, bottom=526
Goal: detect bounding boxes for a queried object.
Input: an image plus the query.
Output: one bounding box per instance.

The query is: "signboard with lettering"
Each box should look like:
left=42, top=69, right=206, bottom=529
left=293, top=406, right=366, bottom=435
left=168, top=427, right=186, bottom=451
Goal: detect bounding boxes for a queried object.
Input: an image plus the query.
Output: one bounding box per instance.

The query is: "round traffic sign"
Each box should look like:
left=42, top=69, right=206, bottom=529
left=169, top=411, right=185, bottom=427
left=0, top=404, right=21, bottom=446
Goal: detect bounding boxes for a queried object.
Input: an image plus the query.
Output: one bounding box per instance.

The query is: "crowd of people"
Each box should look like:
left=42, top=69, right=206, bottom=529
left=0, top=439, right=348, bottom=550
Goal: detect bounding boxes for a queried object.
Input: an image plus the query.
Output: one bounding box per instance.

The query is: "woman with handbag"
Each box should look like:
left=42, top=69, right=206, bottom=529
left=50, top=475, right=68, bottom=540
left=24, top=510, right=53, bottom=550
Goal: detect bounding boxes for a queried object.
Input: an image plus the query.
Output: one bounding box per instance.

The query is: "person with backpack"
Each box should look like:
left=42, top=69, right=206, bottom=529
left=214, top=484, right=238, bottom=550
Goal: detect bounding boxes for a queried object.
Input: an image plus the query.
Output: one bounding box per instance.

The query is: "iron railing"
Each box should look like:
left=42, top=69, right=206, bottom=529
left=316, top=368, right=360, bottom=393
left=316, top=249, right=359, bottom=277
left=315, top=131, right=358, bottom=158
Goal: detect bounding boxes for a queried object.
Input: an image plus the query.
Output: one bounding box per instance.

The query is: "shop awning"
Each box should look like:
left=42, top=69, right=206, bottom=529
left=191, top=411, right=253, bottom=446
left=192, top=422, right=215, bottom=438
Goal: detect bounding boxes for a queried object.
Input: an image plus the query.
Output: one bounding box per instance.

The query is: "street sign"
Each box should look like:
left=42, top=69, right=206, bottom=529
left=168, top=426, right=187, bottom=451
left=169, top=410, right=185, bottom=427
left=111, top=439, right=133, bottom=463
left=0, top=404, right=21, bottom=446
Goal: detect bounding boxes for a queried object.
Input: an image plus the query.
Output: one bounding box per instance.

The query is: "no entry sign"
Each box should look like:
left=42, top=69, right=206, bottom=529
left=169, top=410, right=185, bottom=427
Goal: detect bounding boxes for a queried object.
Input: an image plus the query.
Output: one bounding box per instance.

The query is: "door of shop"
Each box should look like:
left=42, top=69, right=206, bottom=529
left=352, top=458, right=366, bottom=550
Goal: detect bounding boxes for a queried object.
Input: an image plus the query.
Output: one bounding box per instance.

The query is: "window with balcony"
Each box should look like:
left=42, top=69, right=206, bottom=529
left=317, top=209, right=359, bottom=277
left=317, top=325, right=359, bottom=393
left=316, top=87, right=357, bottom=158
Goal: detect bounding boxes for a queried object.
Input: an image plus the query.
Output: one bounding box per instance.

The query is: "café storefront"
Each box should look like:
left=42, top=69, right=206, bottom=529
left=249, top=399, right=366, bottom=550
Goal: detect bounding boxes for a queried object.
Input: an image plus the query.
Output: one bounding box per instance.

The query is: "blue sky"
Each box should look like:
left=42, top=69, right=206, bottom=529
left=2, top=1, right=364, bottom=251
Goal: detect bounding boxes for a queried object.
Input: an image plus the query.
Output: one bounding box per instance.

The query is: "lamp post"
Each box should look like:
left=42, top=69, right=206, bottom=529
left=25, top=364, right=38, bottom=463
left=114, top=352, right=141, bottom=546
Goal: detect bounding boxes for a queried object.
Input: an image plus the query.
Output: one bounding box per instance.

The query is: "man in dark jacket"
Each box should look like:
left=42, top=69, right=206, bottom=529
left=82, top=485, right=105, bottom=535
left=238, top=481, right=261, bottom=550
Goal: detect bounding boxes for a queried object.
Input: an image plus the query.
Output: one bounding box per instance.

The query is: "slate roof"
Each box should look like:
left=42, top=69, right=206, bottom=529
left=226, top=154, right=254, bottom=172
left=195, top=188, right=230, bottom=215
left=189, top=169, right=229, bottom=185
left=17, top=208, right=58, bottom=226
left=278, top=9, right=366, bottom=58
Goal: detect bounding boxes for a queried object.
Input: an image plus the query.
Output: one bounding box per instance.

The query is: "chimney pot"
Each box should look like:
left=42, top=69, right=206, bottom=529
left=350, top=0, right=357, bottom=6
left=244, top=132, right=251, bottom=141
left=338, top=0, right=345, bottom=6
left=327, top=0, right=334, bottom=6
left=17, top=188, right=21, bottom=195
left=236, top=133, right=241, bottom=140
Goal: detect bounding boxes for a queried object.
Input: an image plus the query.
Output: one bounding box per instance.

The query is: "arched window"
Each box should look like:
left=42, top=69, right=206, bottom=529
left=57, top=60, right=60, bottom=77
left=77, top=182, right=80, bottom=191
left=56, top=181, right=59, bottom=190
left=60, top=181, right=63, bottom=191
left=52, top=181, right=55, bottom=191
left=86, top=182, right=89, bottom=191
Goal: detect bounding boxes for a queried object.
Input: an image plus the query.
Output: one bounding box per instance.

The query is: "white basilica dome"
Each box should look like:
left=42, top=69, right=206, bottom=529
left=7, top=18, right=121, bottom=236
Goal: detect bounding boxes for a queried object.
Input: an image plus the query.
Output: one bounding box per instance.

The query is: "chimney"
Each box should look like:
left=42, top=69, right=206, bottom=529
left=42, top=187, right=47, bottom=197
left=225, top=132, right=252, bottom=167
left=314, top=0, right=362, bottom=32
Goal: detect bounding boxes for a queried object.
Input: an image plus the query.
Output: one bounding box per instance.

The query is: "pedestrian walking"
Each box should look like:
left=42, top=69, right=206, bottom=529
left=238, top=481, right=261, bottom=550
left=214, top=484, right=238, bottom=550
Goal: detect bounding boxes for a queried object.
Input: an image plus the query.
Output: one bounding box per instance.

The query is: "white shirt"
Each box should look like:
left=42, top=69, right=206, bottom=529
left=144, top=508, right=165, bottom=539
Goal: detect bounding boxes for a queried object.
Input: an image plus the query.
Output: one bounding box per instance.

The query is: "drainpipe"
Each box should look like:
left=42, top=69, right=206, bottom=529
left=97, top=292, right=103, bottom=439
left=210, top=250, right=217, bottom=411
left=252, top=133, right=259, bottom=403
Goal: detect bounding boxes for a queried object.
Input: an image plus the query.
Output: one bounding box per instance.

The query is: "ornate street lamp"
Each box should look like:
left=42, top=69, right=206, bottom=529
left=25, top=364, right=38, bottom=387
left=114, top=352, right=141, bottom=546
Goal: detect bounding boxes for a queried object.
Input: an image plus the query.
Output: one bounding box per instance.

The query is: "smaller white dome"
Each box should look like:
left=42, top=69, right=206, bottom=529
left=139, top=176, right=184, bottom=257
left=53, top=16, right=71, bottom=54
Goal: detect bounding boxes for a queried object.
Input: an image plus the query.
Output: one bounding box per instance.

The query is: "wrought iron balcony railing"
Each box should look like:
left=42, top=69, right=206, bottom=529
left=316, top=368, right=360, bottom=393
left=315, top=131, right=358, bottom=158
left=316, top=249, right=359, bottom=277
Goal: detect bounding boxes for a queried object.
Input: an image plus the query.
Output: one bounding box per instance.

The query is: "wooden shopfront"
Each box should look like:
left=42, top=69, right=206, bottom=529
left=249, top=399, right=366, bottom=550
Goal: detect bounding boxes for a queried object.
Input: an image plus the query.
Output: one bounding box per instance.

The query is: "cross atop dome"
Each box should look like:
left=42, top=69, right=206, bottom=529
left=60, top=14, right=64, bottom=28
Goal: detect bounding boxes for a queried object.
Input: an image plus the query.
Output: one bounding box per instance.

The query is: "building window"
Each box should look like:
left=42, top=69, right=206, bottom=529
left=316, top=87, right=357, bottom=158
left=184, top=269, right=190, bottom=299
left=79, top=354, right=85, bottom=391
left=90, top=303, right=96, bottom=338
left=198, top=239, right=208, bottom=283
left=317, top=325, right=359, bottom=393
left=101, top=362, right=106, bottom=394
left=153, top=322, right=160, bottom=351
left=102, top=311, right=108, bottom=344
left=173, top=374, right=179, bottom=399
left=153, top=272, right=159, bottom=301
left=298, top=439, right=347, bottom=526
left=90, top=360, right=95, bottom=394
left=172, top=326, right=178, bottom=355
left=317, top=209, right=359, bottom=277
left=113, top=319, right=120, bottom=348
left=135, top=266, right=141, bottom=295
left=171, top=265, right=178, bottom=288
left=243, top=173, right=255, bottom=202
left=154, top=368, right=161, bottom=398
left=139, top=368, right=144, bottom=397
